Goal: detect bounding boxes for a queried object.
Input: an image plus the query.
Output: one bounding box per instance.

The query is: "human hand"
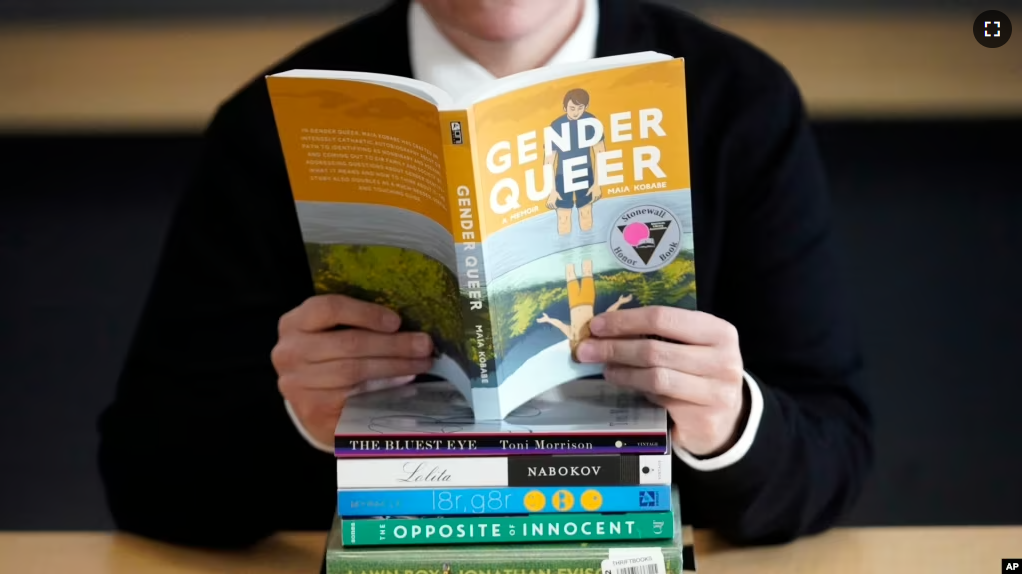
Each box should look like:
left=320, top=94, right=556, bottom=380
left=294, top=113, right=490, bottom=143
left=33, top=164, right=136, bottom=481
left=536, top=312, right=551, bottom=324
left=574, top=306, right=746, bottom=456
left=271, top=294, right=434, bottom=446
left=617, top=294, right=633, bottom=305
left=587, top=183, right=602, bottom=202
left=545, top=190, right=562, bottom=209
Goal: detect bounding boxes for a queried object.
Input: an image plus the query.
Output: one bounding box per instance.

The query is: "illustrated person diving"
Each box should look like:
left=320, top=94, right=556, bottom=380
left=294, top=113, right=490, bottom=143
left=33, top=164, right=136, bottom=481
left=537, top=260, right=632, bottom=360
left=544, top=88, right=605, bottom=235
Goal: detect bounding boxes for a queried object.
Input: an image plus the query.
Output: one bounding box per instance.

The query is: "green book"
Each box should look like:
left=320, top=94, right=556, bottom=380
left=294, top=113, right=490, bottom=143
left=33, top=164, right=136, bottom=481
left=327, top=486, right=697, bottom=573
left=342, top=510, right=672, bottom=546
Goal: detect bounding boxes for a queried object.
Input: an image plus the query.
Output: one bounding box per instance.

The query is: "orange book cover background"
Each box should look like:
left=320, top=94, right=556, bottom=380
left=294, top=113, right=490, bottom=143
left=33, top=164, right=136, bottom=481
left=470, top=58, right=691, bottom=239
left=267, top=78, right=451, bottom=231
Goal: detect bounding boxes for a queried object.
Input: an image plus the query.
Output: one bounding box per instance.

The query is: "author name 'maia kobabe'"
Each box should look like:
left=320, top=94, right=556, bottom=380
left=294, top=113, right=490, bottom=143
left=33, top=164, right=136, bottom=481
left=345, top=439, right=595, bottom=451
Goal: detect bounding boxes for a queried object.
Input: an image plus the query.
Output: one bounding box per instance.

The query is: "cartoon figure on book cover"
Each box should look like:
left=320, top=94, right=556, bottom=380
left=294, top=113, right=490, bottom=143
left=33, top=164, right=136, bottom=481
left=536, top=259, right=633, bottom=360
left=544, top=88, right=604, bottom=236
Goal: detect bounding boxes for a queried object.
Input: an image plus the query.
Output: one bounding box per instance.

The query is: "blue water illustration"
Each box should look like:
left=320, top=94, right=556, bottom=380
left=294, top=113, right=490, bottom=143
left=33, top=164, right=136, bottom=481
left=489, top=243, right=619, bottom=295
left=482, top=189, right=692, bottom=283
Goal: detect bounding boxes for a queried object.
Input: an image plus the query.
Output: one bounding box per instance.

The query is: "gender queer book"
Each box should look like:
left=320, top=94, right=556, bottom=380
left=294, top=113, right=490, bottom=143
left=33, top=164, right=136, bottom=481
left=333, top=379, right=668, bottom=458
left=324, top=486, right=697, bottom=573
left=266, top=52, right=697, bottom=420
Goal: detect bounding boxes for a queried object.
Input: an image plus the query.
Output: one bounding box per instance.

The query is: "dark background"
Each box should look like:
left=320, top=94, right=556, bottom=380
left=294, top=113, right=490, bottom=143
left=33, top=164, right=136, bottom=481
left=0, top=0, right=1020, bottom=532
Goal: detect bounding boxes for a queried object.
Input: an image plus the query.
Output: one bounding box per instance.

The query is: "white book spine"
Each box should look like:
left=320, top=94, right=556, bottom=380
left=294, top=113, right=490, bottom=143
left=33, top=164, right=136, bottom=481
left=337, top=457, right=509, bottom=489
left=336, top=454, right=672, bottom=489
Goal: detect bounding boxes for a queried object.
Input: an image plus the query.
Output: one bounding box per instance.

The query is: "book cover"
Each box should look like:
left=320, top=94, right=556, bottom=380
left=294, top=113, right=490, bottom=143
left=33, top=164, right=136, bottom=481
left=333, top=379, right=668, bottom=457
left=326, top=486, right=695, bottom=572
left=266, top=54, right=696, bottom=420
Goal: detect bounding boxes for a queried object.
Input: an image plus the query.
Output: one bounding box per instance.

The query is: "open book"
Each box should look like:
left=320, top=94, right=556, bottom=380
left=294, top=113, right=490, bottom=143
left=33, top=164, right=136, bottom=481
left=266, top=52, right=697, bottom=420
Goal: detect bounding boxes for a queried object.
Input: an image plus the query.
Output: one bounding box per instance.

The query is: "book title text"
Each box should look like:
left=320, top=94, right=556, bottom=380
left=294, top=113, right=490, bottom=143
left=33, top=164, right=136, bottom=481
left=484, top=108, right=668, bottom=215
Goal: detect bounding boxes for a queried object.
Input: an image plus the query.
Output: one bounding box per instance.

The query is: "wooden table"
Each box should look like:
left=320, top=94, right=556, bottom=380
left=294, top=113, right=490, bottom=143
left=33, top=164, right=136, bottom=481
left=1, top=526, right=1018, bottom=573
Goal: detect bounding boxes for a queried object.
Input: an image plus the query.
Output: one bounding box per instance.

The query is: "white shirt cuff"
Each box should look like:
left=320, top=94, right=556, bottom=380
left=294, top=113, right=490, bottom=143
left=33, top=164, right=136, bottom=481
left=672, top=370, right=764, bottom=472
left=284, top=399, right=334, bottom=454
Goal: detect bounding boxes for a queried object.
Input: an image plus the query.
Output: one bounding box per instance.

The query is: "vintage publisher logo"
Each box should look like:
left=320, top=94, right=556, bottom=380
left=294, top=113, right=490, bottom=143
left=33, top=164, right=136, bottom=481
left=608, top=205, right=682, bottom=272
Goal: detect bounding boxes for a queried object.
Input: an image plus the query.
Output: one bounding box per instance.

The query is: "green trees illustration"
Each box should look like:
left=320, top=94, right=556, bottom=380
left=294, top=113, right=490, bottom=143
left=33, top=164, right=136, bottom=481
left=305, top=243, right=469, bottom=361
left=304, top=244, right=697, bottom=368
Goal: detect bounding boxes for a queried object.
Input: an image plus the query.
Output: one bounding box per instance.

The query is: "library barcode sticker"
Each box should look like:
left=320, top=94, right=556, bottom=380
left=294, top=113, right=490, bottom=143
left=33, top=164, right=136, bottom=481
left=601, top=548, right=666, bottom=574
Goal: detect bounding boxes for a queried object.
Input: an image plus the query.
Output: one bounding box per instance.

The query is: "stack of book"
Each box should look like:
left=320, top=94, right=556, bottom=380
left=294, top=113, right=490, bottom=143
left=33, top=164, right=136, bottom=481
left=328, top=380, right=694, bottom=573
left=263, top=44, right=702, bottom=573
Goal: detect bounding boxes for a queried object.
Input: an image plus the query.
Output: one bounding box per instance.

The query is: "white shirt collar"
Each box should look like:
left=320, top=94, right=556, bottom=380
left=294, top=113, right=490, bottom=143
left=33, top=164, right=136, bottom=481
left=408, top=0, right=599, bottom=96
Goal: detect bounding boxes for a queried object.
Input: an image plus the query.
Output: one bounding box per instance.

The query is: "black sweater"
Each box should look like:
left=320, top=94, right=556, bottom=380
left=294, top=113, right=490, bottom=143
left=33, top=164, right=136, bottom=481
left=97, top=0, right=872, bottom=549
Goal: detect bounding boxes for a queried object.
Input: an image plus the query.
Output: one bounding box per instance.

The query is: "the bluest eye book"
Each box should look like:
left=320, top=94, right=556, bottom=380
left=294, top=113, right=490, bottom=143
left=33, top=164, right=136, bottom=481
left=333, top=379, right=670, bottom=457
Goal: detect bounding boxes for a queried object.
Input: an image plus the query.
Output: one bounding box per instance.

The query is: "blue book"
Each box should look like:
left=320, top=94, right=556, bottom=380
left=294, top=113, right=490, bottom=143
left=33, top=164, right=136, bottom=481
left=337, top=484, right=672, bottom=517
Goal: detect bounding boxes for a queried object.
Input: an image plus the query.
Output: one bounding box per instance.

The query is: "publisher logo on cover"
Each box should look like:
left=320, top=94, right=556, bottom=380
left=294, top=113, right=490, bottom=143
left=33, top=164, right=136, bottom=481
left=608, top=205, right=681, bottom=272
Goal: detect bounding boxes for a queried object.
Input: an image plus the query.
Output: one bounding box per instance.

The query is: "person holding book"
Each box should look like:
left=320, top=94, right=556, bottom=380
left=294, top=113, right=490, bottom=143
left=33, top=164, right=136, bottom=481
left=543, top=88, right=605, bottom=235
left=97, top=0, right=873, bottom=551
left=537, top=260, right=632, bottom=360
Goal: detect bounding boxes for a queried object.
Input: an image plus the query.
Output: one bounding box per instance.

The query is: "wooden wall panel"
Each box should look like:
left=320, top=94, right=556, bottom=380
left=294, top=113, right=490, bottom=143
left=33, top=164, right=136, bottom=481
left=0, top=11, right=1018, bottom=131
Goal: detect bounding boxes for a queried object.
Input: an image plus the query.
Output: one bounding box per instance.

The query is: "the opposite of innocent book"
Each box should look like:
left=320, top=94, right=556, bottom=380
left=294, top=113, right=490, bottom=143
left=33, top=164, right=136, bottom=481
left=324, top=485, right=697, bottom=573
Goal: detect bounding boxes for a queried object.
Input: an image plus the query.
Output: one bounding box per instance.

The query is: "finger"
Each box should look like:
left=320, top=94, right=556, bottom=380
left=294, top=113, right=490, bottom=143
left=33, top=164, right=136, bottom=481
left=280, top=357, right=433, bottom=391
left=299, top=330, right=433, bottom=363
left=576, top=337, right=719, bottom=375
left=271, top=330, right=432, bottom=369
left=589, top=307, right=737, bottom=347
left=280, top=294, right=401, bottom=334
left=603, top=365, right=720, bottom=406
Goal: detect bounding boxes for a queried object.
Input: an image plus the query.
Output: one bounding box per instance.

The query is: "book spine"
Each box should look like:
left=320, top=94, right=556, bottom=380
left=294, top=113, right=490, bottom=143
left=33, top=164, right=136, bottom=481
left=334, top=432, right=669, bottom=457
left=327, top=551, right=685, bottom=574
left=337, top=484, right=673, bottom=516
left=336, top=454, right=672, bottom=489
left=341, top=510, right=674, bottom=546
left=440, top=109, right=496, bottom=390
